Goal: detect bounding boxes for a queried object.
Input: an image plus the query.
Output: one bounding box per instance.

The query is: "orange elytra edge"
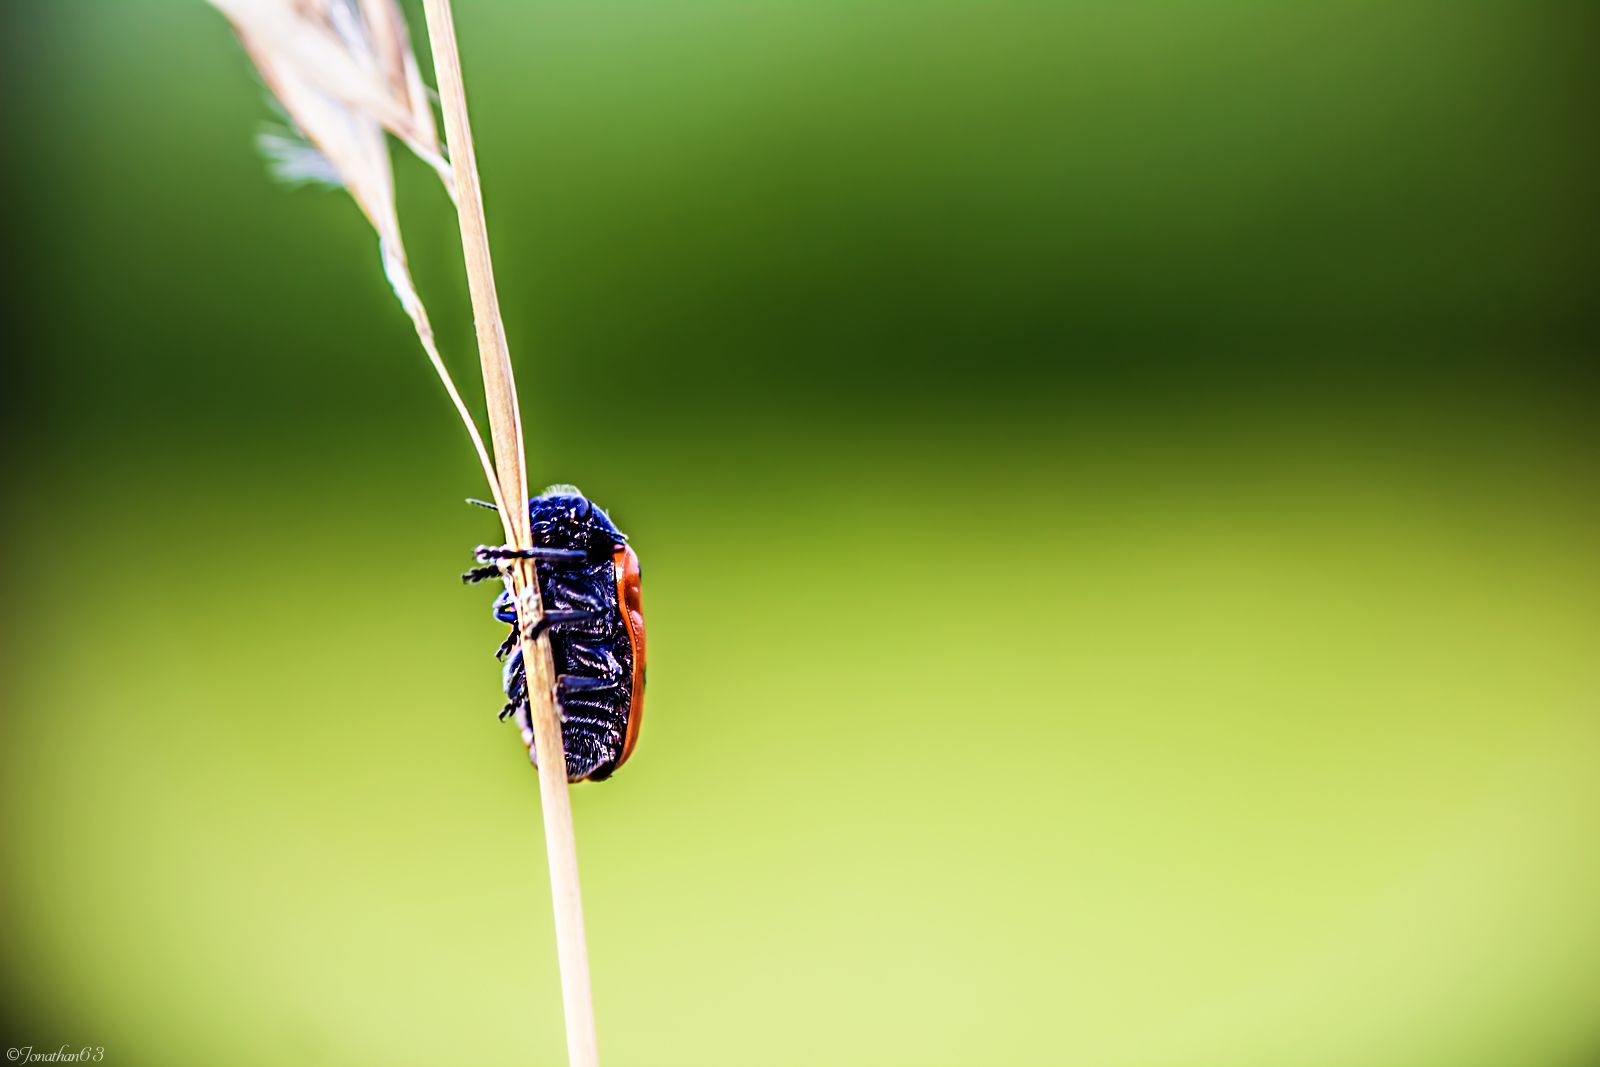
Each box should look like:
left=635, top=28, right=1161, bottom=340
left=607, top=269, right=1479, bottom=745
left=612, top=544, right=646, bottom=769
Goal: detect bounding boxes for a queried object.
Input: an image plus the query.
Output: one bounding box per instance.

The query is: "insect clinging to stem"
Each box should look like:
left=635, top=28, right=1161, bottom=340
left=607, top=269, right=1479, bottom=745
left=464, top=485, right=645, bottom=782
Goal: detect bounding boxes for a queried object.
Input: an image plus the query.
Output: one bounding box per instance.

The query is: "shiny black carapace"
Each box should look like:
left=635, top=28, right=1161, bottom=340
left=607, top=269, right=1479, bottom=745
left=463, top=485, right=645, bottom=782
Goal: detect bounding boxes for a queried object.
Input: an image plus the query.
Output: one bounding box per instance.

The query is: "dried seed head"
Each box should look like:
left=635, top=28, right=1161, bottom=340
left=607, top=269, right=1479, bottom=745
left=207, top=0, right=504, bottom=514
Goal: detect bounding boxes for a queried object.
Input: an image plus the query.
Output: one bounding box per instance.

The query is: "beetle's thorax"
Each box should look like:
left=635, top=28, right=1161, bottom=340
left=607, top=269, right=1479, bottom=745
left=529, top=491, right=624, bottom=554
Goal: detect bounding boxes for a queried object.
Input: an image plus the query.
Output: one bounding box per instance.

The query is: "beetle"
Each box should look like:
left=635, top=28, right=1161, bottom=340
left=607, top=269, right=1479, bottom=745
left=462, top=485, right=645, bottom=782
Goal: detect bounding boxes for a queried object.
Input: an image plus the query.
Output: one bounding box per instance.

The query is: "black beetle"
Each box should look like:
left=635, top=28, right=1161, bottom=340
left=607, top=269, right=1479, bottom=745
left=464, top=485, right=645, bottom=782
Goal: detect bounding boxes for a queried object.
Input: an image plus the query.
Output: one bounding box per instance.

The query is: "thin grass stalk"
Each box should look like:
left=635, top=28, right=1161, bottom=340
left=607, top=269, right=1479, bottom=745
left=418, top=3, right=599, bottom=1065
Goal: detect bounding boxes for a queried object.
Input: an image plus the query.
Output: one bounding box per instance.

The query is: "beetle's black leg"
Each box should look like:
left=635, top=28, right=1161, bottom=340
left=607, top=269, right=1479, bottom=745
left=475, top=545, right=590, bottom=564
left=498, top=700, right=518, bottom=722
left=465, top=544, right=588, bottom=582
left=557, top=674, right=616, bottom=696
left=553, top=573, right=609, bottom=614
left=462, top=564, right=503, bottom=584
left=494, top=610, right=599, bottom=659
left=530, top=610, right=600, bottom=638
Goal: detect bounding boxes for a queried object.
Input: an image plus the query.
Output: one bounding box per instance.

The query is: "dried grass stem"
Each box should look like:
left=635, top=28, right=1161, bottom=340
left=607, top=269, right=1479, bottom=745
left=419, top=2, right=599, bottom=1065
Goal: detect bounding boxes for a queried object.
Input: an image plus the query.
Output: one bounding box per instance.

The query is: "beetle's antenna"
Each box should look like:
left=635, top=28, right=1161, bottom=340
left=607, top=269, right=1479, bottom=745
left=465, top=497, right=500, bottom=511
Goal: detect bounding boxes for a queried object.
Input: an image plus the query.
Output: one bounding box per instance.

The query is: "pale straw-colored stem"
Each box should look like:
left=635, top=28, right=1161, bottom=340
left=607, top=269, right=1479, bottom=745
left=419, top=3, right=599, bottom=1066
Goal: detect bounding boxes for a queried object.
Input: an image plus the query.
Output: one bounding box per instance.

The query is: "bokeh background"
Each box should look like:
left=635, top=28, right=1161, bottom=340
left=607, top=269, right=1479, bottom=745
left=3, top=1, right=1598, bottom=1065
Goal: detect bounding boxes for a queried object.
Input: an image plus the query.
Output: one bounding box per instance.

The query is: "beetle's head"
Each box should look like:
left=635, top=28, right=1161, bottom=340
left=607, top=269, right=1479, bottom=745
left=529, top=484, right=625, bottom=551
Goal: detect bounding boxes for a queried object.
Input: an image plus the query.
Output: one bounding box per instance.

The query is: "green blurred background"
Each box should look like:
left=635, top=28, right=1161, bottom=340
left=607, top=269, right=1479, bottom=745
left=3, top=1, right=1598, bottom=1064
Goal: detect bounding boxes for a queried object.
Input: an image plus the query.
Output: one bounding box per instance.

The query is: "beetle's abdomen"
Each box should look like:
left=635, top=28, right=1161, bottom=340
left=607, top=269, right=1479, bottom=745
left=504, top=556, right=635, bottom=781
